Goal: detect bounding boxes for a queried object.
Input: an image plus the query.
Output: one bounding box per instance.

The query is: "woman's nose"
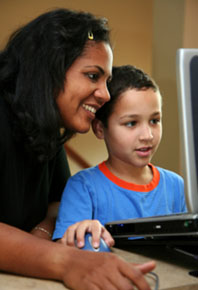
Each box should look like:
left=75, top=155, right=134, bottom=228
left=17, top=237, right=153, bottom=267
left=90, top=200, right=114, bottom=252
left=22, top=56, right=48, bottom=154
left=94, top=84, right=111, bottom=104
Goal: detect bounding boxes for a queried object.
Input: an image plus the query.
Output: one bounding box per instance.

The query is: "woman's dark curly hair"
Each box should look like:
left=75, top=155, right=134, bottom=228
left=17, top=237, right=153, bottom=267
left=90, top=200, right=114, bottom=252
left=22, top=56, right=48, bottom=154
left=0, top=8, right=110, bottom=161
left=96, top=65, right=159, bottom=127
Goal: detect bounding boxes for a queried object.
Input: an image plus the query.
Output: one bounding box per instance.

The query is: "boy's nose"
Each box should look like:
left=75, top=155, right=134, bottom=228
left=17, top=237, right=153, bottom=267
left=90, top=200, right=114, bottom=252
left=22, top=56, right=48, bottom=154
left=139, top=125, right=153, bottom=141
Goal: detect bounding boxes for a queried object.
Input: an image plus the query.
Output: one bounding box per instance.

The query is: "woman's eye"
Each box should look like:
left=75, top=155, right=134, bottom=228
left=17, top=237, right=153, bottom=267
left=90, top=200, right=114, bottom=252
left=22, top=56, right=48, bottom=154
left=126, top=121, right=136, bottom=127
left=87, top=73, right=99, bottom=81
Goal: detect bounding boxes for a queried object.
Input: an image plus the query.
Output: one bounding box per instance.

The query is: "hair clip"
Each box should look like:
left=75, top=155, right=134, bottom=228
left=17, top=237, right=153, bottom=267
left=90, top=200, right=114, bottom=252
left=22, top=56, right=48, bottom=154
left=88, top=31, right=94, bottom=40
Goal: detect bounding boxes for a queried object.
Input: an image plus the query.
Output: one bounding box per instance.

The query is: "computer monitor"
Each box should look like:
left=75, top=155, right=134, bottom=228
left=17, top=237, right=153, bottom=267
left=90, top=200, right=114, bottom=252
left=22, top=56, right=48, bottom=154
left=176, top=48, right=198, bottom=214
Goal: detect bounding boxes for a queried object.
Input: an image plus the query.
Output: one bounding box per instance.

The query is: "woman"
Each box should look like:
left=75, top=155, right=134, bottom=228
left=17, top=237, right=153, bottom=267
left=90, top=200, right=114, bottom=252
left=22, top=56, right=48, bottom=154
left=0, top=8, right=155, bottom=290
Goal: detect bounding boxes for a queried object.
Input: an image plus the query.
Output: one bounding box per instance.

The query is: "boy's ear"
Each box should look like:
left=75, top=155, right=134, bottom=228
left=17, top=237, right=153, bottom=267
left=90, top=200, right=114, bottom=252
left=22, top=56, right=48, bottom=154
left=92, top=119, right=105, bottom=139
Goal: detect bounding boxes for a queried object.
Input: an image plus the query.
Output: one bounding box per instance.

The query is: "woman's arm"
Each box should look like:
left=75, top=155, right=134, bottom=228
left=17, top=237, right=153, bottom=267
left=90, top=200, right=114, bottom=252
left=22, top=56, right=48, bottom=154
left=31, top=202, right=60, bottom=240
left=0, top=222, right=155, bottom=290
left=31, top=147, right=71, bottom=240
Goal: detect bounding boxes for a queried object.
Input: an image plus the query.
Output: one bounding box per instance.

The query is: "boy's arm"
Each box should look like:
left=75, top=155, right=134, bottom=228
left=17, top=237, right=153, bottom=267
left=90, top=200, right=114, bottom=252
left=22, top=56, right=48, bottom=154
left=0, top=222, right=156, bottom=290
left=53, top=174, right=94, bottom=240
left=53, top=173, right=115, bottom=247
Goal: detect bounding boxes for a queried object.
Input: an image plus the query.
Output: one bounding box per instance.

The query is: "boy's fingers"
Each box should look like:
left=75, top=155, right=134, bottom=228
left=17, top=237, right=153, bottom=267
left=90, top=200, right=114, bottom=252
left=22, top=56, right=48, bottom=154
left=101, top=227, right=115, bottom=247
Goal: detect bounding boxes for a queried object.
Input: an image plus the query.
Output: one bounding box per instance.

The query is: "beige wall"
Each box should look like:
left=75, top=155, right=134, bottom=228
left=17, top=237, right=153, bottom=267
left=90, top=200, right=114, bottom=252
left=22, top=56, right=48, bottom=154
left=151, top=0, right=198, bottom=176
left=0, top=0, right=153, bottom=74
left=184, top=0, right=198, bottom=48
left=1, top=0, right=197, bottom=176
left=151, top=0, right=185, bottom=174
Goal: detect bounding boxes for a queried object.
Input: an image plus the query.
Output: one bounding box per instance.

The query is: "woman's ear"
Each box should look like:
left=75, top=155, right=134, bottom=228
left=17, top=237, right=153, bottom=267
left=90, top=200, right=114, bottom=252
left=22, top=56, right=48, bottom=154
left=92, top=119, right=105, bottom=139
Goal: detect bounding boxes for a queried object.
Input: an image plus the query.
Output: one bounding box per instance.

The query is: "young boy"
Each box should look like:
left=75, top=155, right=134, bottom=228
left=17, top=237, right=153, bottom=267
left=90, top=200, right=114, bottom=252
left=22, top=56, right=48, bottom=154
left=53, top=65, right=187, bottom=247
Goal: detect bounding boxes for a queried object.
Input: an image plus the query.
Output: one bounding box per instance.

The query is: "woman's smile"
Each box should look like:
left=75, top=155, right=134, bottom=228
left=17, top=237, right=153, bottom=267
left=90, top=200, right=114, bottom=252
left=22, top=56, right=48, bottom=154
left=82, top=104, right=97, bottom=114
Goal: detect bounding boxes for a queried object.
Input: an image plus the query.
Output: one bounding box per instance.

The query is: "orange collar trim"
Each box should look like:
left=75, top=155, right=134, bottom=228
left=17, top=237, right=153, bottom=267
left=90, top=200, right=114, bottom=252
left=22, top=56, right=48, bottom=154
left=98, top=161, right=160, bottom=192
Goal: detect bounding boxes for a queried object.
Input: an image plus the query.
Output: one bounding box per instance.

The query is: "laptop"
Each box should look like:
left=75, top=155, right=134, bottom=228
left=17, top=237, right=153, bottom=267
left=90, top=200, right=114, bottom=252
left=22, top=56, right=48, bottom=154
left=105, top=49, right=198, bottom=244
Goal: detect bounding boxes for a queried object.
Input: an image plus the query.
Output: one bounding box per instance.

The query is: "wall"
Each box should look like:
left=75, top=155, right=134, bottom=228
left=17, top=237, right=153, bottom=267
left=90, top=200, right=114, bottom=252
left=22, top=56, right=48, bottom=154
left=151, top=0, right=185, bottom=174
left=151, top=0, right=198, bottom=176
left=184, top=0, right=198, bottom=48
left=0, top=0, right=153, bottom=73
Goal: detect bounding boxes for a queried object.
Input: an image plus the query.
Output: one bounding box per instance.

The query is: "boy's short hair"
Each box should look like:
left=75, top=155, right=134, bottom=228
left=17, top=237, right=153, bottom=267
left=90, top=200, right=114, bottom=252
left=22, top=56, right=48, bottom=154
left=96, top=65, right=159, bottom=127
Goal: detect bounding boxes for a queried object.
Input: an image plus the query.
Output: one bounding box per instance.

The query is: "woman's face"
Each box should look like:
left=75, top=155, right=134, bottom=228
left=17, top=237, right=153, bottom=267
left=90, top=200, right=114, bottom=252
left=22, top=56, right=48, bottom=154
left=56, top=41, right=113, bottom=133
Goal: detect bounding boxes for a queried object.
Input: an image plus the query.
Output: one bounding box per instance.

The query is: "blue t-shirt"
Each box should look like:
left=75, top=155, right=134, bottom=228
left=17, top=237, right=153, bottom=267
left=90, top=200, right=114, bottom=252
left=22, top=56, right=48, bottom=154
left=53, top=162, right=187, bottom=240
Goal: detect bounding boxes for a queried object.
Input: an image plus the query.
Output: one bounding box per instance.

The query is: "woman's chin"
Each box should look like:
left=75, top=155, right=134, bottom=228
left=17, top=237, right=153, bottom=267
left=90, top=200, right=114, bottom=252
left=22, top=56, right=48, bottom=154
left=78, top=127, right=90, bottom=134
left=76, top=123, right=91, bottom=134
left=63, top=120, right=91, bottom=134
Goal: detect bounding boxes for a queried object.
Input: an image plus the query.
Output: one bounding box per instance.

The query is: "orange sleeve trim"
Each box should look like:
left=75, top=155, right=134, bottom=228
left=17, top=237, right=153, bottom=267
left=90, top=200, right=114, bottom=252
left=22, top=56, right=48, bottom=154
left=98, top=161, right=160, bottom=192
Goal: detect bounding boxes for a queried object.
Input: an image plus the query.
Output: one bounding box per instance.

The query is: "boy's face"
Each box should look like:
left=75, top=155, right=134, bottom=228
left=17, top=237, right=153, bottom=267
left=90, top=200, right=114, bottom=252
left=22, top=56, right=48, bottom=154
left=98, top=88, right=162, bottom=169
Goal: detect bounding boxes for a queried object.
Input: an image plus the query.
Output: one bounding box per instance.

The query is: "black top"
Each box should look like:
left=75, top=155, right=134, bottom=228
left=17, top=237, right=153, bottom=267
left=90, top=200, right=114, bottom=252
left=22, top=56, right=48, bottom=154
left=0, top=96, right=71, bottom=232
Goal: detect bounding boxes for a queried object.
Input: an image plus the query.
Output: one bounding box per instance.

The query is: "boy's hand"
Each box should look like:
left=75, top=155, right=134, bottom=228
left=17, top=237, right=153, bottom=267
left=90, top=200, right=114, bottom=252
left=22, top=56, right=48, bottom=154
left=58, top=219, right=115, bottom=248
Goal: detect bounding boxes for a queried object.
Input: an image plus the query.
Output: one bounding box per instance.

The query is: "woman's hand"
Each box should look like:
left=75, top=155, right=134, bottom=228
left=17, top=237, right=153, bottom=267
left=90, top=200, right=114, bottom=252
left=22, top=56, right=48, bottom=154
left=58, top=219, right=115, bottom=248
left=61, top=246, right=156, bottom=290
left=0, top=222, right=155, bottom=290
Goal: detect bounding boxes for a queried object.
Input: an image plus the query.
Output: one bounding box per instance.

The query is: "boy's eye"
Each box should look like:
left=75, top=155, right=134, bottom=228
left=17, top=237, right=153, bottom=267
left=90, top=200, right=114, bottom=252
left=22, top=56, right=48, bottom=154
left=126, top=121, right=136, bottom=127
left=151, top=118, right=160, bottom=125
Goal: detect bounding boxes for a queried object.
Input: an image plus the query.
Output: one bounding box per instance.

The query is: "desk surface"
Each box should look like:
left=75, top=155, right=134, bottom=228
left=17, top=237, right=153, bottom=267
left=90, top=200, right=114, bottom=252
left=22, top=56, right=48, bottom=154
left=0, top=246, right=198, bottom=290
